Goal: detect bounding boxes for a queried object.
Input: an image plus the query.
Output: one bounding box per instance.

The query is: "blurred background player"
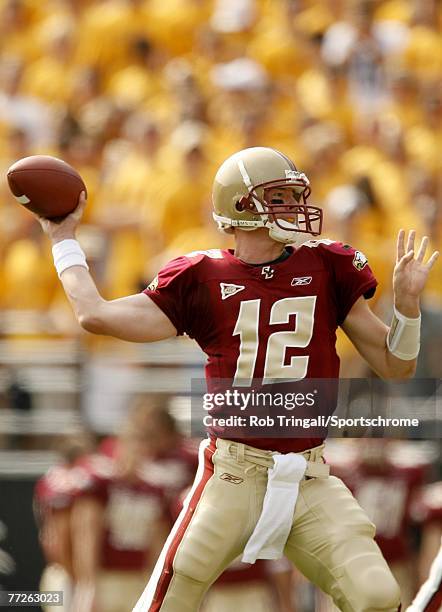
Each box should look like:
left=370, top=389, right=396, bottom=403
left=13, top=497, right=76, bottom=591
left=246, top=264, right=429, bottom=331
left=34, top=432, right=95, bottom=612
left=325, top=440, right=435, bottom=608
left=70, top=406, right=174, bottom=612
left=98, top=396, right=198, bottom=507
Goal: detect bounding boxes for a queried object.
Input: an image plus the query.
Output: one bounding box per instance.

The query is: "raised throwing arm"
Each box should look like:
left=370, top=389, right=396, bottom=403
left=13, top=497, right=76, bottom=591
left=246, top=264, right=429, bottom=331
left=37, top=193, right=177, bottom=343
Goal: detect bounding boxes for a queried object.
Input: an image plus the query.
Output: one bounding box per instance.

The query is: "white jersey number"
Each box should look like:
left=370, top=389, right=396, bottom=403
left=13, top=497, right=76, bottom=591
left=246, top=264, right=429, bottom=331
left=233, top=296, right=317, bottom=387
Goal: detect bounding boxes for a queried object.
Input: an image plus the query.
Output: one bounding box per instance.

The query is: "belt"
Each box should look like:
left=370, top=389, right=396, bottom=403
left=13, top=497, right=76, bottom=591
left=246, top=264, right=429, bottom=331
left=217, top=439, right=330, bottom=479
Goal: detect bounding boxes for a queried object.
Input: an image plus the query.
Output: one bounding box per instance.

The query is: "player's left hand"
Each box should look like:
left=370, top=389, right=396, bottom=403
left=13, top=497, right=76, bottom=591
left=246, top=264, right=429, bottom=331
left=393, top=229, right=439, bottom=315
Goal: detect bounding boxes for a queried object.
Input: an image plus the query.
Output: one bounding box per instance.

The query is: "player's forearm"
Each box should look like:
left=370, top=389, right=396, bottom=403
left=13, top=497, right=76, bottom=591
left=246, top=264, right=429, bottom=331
left=383, top=296, right=420, bottom=378
left=383, top=342, right=417, bottom=379
left=366, top=327, right=417, bottom=380
left=59, top=266, right=108, bottom=334
left=343, top=298, right=418, bottom=380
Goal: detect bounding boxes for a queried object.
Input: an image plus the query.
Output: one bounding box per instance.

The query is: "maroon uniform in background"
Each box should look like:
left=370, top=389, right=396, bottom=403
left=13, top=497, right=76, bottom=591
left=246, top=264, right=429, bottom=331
left=35, top=464, right=87, bottom=519
left=75, top=455, right=169, bottom=571
left=326, top=441, right=433, bottom=607
left=35, top=463, right=92, bottom=565
left=328, top=442, right=430, bottom=565
left=35, top=464, right=92, bottom=611
left=415, top=482, right=442, bottom=525
left=144, top=241, right=377, bottom=452
left=99, top=437, right=198, bottom=509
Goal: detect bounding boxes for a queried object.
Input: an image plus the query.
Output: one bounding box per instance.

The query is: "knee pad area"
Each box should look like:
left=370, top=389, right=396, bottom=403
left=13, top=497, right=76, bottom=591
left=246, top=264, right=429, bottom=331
left=331, top=551, right=401, bottom=612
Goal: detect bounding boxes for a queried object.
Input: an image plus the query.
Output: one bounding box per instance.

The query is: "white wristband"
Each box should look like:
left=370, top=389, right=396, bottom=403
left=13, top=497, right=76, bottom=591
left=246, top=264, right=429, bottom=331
left=52, top=239, right=89, bottom=279
left=386, top=305, right=421, bottom=361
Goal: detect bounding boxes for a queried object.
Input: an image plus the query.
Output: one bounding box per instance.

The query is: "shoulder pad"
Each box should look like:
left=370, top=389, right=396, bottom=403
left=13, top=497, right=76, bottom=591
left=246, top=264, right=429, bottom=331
left=184, top=249, right=224, bottom=261
left=301, top=238, right=336, bottom=249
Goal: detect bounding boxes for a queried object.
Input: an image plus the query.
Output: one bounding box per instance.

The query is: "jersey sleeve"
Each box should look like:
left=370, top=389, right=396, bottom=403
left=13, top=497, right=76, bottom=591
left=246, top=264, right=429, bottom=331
left=323, top=242, right=378, bottom=325
left=142, top=256, right=195, bottom=336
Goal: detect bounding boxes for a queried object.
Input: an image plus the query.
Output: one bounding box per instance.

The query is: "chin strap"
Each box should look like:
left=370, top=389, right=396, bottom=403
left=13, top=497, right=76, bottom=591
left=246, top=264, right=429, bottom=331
left=269, top=225, right=314, bottom=246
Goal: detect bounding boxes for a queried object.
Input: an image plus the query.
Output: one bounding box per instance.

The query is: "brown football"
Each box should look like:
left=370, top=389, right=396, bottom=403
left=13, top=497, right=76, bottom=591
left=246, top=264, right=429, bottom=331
left=6, top=155, right=87, bottom=220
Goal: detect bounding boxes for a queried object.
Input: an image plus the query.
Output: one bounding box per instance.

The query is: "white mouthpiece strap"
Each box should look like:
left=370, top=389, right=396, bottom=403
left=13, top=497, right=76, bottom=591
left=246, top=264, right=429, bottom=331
left=52, top=239, right=89, bottom=279
left=386, top=305, right=421, bottom=360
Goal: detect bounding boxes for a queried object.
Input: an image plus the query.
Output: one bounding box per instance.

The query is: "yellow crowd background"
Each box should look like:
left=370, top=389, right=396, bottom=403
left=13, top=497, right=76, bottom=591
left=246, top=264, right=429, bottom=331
left=0, top=0, right=441, bottom=345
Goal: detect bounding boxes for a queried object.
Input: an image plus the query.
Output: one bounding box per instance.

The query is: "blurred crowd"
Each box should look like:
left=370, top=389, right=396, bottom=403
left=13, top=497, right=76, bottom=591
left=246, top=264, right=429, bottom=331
left=1, top=3, right=442, bottom=609
left=0, top=0, right=441, bottom=333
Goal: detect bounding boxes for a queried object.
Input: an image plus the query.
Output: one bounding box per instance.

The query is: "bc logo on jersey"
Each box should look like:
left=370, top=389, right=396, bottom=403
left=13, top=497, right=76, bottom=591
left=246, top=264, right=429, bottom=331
left=261, top=266, right=274, bottom=280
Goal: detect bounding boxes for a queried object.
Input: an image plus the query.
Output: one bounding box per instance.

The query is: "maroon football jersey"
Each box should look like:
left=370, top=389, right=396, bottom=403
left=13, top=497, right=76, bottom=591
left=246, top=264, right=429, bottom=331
left=340, top=462, right=427, bottom=563
left=144, top=241, right=377, bottom=452
left=412, top=482, right=442, bottom=525
left=35, top=463, right=92, bottom=517
left=75, top=455, right=169, bottom=571
left=99, top=436, right=198, bottom=505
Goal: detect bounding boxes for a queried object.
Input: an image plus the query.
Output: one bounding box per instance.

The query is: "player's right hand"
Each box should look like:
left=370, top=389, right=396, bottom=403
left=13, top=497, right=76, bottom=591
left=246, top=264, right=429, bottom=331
left=37, top=191, right=87, bottom=245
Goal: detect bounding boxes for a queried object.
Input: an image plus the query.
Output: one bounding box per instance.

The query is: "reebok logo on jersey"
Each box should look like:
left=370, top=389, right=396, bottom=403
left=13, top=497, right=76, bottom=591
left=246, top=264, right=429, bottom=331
left=220, top=473, right=244, bottom=485
left=220, top=283, right=245, bottom=300
left=291, top=276, right=312, bottom=286
left=353, top=250, right=368, bottom=271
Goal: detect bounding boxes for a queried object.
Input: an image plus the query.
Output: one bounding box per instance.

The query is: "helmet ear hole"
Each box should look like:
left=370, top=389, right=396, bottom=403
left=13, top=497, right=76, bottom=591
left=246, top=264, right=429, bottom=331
left=235, top=196, right=249, bottom=212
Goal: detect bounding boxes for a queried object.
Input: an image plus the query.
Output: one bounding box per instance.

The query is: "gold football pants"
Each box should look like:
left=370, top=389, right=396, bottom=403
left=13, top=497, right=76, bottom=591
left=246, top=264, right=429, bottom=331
left=133, top=438, right=401, bottom=612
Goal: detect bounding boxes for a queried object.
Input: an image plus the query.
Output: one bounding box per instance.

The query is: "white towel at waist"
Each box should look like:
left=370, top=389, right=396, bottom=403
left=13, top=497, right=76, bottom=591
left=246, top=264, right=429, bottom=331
left=242, top=452, right=307, bottom=564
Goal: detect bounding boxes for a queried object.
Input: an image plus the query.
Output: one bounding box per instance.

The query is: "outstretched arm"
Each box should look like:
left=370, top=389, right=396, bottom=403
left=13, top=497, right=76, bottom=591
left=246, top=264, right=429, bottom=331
left=37, top=194, right=177, bottom=343
left=342, top=230, right=439, bottom=379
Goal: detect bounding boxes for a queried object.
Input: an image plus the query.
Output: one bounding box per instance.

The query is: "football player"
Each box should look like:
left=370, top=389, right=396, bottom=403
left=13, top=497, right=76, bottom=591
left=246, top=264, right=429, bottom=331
left=70, top=416, right=171, bottom=612
left=34, top=433, right=95, bottom=612
left=36, top=147, right=439, bottom=611
left=408, top=481, right=442, bottom=611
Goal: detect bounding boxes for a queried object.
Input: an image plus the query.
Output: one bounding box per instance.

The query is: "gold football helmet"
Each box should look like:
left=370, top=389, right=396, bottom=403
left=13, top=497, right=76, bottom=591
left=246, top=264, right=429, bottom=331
left=212, top=147, right=322, bottom=245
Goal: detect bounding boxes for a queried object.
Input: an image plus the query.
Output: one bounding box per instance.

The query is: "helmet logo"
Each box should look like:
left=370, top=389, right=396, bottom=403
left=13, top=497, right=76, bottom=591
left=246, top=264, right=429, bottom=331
left=261, top=266, right=274, bottom=280
left=285, top=169, right=310, bottom=185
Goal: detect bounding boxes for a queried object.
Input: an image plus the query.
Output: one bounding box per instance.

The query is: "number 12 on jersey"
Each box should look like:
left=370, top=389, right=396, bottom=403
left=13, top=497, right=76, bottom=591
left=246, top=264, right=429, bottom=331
left=233, top=296, right=317, bottom=387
